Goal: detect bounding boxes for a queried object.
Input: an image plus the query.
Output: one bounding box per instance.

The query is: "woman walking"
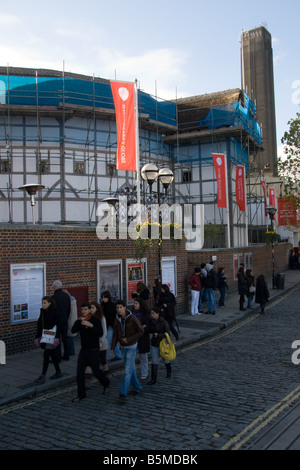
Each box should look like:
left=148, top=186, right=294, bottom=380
left=146, top=307, right=172, bottom=384
left=245, top=269, right=255, bottom=309
left=237, top=266, right=247, bottom=311
left=90, top=300, right=109, bottom=373
left=158, top=284, right=179, bottom=341
left=255, top=274, right=270, bottom=314
left=34, top=296, right=61, bottom=384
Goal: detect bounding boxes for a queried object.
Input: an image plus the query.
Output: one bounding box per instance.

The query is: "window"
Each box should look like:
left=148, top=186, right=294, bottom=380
left=74, top=161, right=85, bottom=174
left=182, top=169, right=192, bottom=183
left=0, top=159, right=11, bottom=173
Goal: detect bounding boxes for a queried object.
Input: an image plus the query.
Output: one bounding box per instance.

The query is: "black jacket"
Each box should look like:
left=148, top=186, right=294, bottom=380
left=36, top=305, right=60, bottom=339
left=146, top=315, right=170, bottom=348
left=158, top=292, right=176, bottom=322
left=206, top=269, right=218, bottom=290
left=52, top=289, right=70, bottom=320
left=101, top=300, right=117, bottom=329
left=71, top=315, right=103, bottom=350
left=255, top=281, right=269, bottom=305
left=237, top=272, right=248, bottom=295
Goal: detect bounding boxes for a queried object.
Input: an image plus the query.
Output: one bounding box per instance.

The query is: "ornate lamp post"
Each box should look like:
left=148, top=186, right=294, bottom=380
left=141, top=163, right=174, bottom=281
left=19, top=183, right=45, bottom=225
left=265, top=205, right=277, bottom=289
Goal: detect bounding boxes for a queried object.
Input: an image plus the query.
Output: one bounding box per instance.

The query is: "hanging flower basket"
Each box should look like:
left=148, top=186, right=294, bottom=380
left=264, top=231, right=281, bottom=246
left=134, top=221, right=182, bottom=260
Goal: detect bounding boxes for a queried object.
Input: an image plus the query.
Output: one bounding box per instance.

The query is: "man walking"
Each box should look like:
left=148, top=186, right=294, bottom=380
left=111, top=300, right=144, bottom=404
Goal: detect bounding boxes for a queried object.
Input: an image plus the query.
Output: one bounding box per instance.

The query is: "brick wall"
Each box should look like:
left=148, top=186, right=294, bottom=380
left=0, top=225, right=291, bottom=354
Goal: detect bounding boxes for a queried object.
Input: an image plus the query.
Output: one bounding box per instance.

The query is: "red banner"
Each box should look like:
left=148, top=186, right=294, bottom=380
left=212, top=153, right=227, bottom=208
left=277, top=197, right=297, bottom=226
left=235, top=165, right=246, bottom=212
left=261, top=180, right=267, bottom=216
left=110, top=81, right=136, bottom=171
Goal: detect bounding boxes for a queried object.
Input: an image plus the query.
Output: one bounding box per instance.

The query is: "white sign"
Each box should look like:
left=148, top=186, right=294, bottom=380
left=10, top=263, right=46, bottom=324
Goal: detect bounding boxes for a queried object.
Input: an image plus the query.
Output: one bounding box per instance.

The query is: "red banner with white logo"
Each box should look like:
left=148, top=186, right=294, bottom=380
left=235, top=165, right=246, bottom=212
left=261, top=180, right=267, bottom=216
left=110, top=81, right=136, bottom=171
left=269, top=187, right=276, bottom=207
left=212, top=153, right=227, bottom=208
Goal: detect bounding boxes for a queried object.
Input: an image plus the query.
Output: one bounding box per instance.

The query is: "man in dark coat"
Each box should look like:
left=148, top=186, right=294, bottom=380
left=52, top=280, right=71, bottom=361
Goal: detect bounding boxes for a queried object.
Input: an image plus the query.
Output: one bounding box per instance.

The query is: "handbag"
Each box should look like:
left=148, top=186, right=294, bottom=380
left=159, top=332, right=176, bottom=361
left=40, top=325, right=57, bottom=345
left=249, top=286, right=256, bottom=294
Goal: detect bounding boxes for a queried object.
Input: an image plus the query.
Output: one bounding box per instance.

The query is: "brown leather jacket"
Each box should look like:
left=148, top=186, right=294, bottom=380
left=111, top=310, right=144, bottom=349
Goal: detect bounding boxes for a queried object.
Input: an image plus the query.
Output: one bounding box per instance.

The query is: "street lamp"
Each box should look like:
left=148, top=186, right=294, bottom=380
left=141, top=163, right=174, bottom=281
left=19, top=183, right=45, bottom=225
left=265, top=205, right=277, bottom=289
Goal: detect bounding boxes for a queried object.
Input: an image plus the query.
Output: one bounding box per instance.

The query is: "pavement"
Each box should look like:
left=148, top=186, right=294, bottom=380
left=1, top=268, right=300, bottom=450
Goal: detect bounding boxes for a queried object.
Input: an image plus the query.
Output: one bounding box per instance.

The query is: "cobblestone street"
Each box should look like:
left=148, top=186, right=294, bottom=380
left=1, top=287, right=300, bottom=452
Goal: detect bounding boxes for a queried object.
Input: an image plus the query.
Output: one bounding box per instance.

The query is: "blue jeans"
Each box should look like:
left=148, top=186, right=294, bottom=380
left=151, top=345, right=169, bottom=365
left=206, top=288, right=216, bottom=313
left=247, top=295, right=254, bottom=308
left=106, top=327, right=122, bottom=361
left=119, top=345, right=142, bottom=397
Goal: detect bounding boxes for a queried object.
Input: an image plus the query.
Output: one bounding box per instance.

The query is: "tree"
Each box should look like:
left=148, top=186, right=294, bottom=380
left=277, top=112, right=300, bottom=208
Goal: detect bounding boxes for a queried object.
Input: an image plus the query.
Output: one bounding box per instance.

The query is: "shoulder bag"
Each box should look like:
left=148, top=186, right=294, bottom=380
left=160, top=332, right=176, bottom=361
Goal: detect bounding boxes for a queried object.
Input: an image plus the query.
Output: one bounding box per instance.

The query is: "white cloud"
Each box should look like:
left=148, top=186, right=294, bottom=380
left=98, top=48, right=189, bottom=100
left=0, top=13, right=20, bottom=26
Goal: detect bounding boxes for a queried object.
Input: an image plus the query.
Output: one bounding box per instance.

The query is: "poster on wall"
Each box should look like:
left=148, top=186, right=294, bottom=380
left=10, top=263, right=46, bottom=325
left=161, top=257, right=177, bottom=296
left=97, top=260, right=122, bottom=302
left=233, top=253, right=253, bottom=280
left=126, top=258, right=147, bottom=305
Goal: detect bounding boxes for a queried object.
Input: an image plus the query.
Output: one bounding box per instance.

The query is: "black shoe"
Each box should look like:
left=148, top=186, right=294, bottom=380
left=62, top=355, right=69, bottom=361
left=111, top=356, right=122, bottom=361
left=34, top=375, right=45, bottom=385
left=72, top=396, right=85, bottom=403
left=50, top=371, right=62, bottom=380
left=103, top=385, right=110, bottom=395
left=118, top=395, right=126, bottom=404
left=211, top=311, right=216, bottom=315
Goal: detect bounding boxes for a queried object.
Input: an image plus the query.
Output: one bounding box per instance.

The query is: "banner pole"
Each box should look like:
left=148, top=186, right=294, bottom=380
left=134, top=80, right=141, bottom=224
left=225, top=153, right=231, bottom=248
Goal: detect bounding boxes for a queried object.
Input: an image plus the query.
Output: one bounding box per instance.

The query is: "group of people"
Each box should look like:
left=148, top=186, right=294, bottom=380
left=189, top=260, right=270, bottom=316
left=34, top=279, right=179, bottom=404
left=237, top=264, right=270, bottom=314
left=188, top=261, right=225, bottom=315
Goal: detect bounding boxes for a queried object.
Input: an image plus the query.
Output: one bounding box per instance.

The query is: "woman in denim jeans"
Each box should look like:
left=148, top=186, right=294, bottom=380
left=146, top=306, right=171, bottom=385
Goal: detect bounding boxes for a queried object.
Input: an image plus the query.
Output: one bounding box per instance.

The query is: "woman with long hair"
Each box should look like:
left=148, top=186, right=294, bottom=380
left=34, top=296, right=61, bottom=384
left=90, top=301, right=109, bottom=373
left=158, top=284, right=179, bottom=341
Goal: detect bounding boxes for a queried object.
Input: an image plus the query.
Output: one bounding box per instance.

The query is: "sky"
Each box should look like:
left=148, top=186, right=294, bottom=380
left=1, top=0, right=299, bottom=157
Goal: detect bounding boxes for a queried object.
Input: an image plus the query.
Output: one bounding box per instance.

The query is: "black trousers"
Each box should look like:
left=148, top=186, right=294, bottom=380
left=76, top=348, right=110, bottom=399
left=42, top=347, right=60, bottom=376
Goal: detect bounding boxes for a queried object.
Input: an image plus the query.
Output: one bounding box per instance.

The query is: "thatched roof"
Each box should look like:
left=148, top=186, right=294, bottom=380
left=174, top=88, right=244, bottom=131
left=175, top=88, right=243, bottom=109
